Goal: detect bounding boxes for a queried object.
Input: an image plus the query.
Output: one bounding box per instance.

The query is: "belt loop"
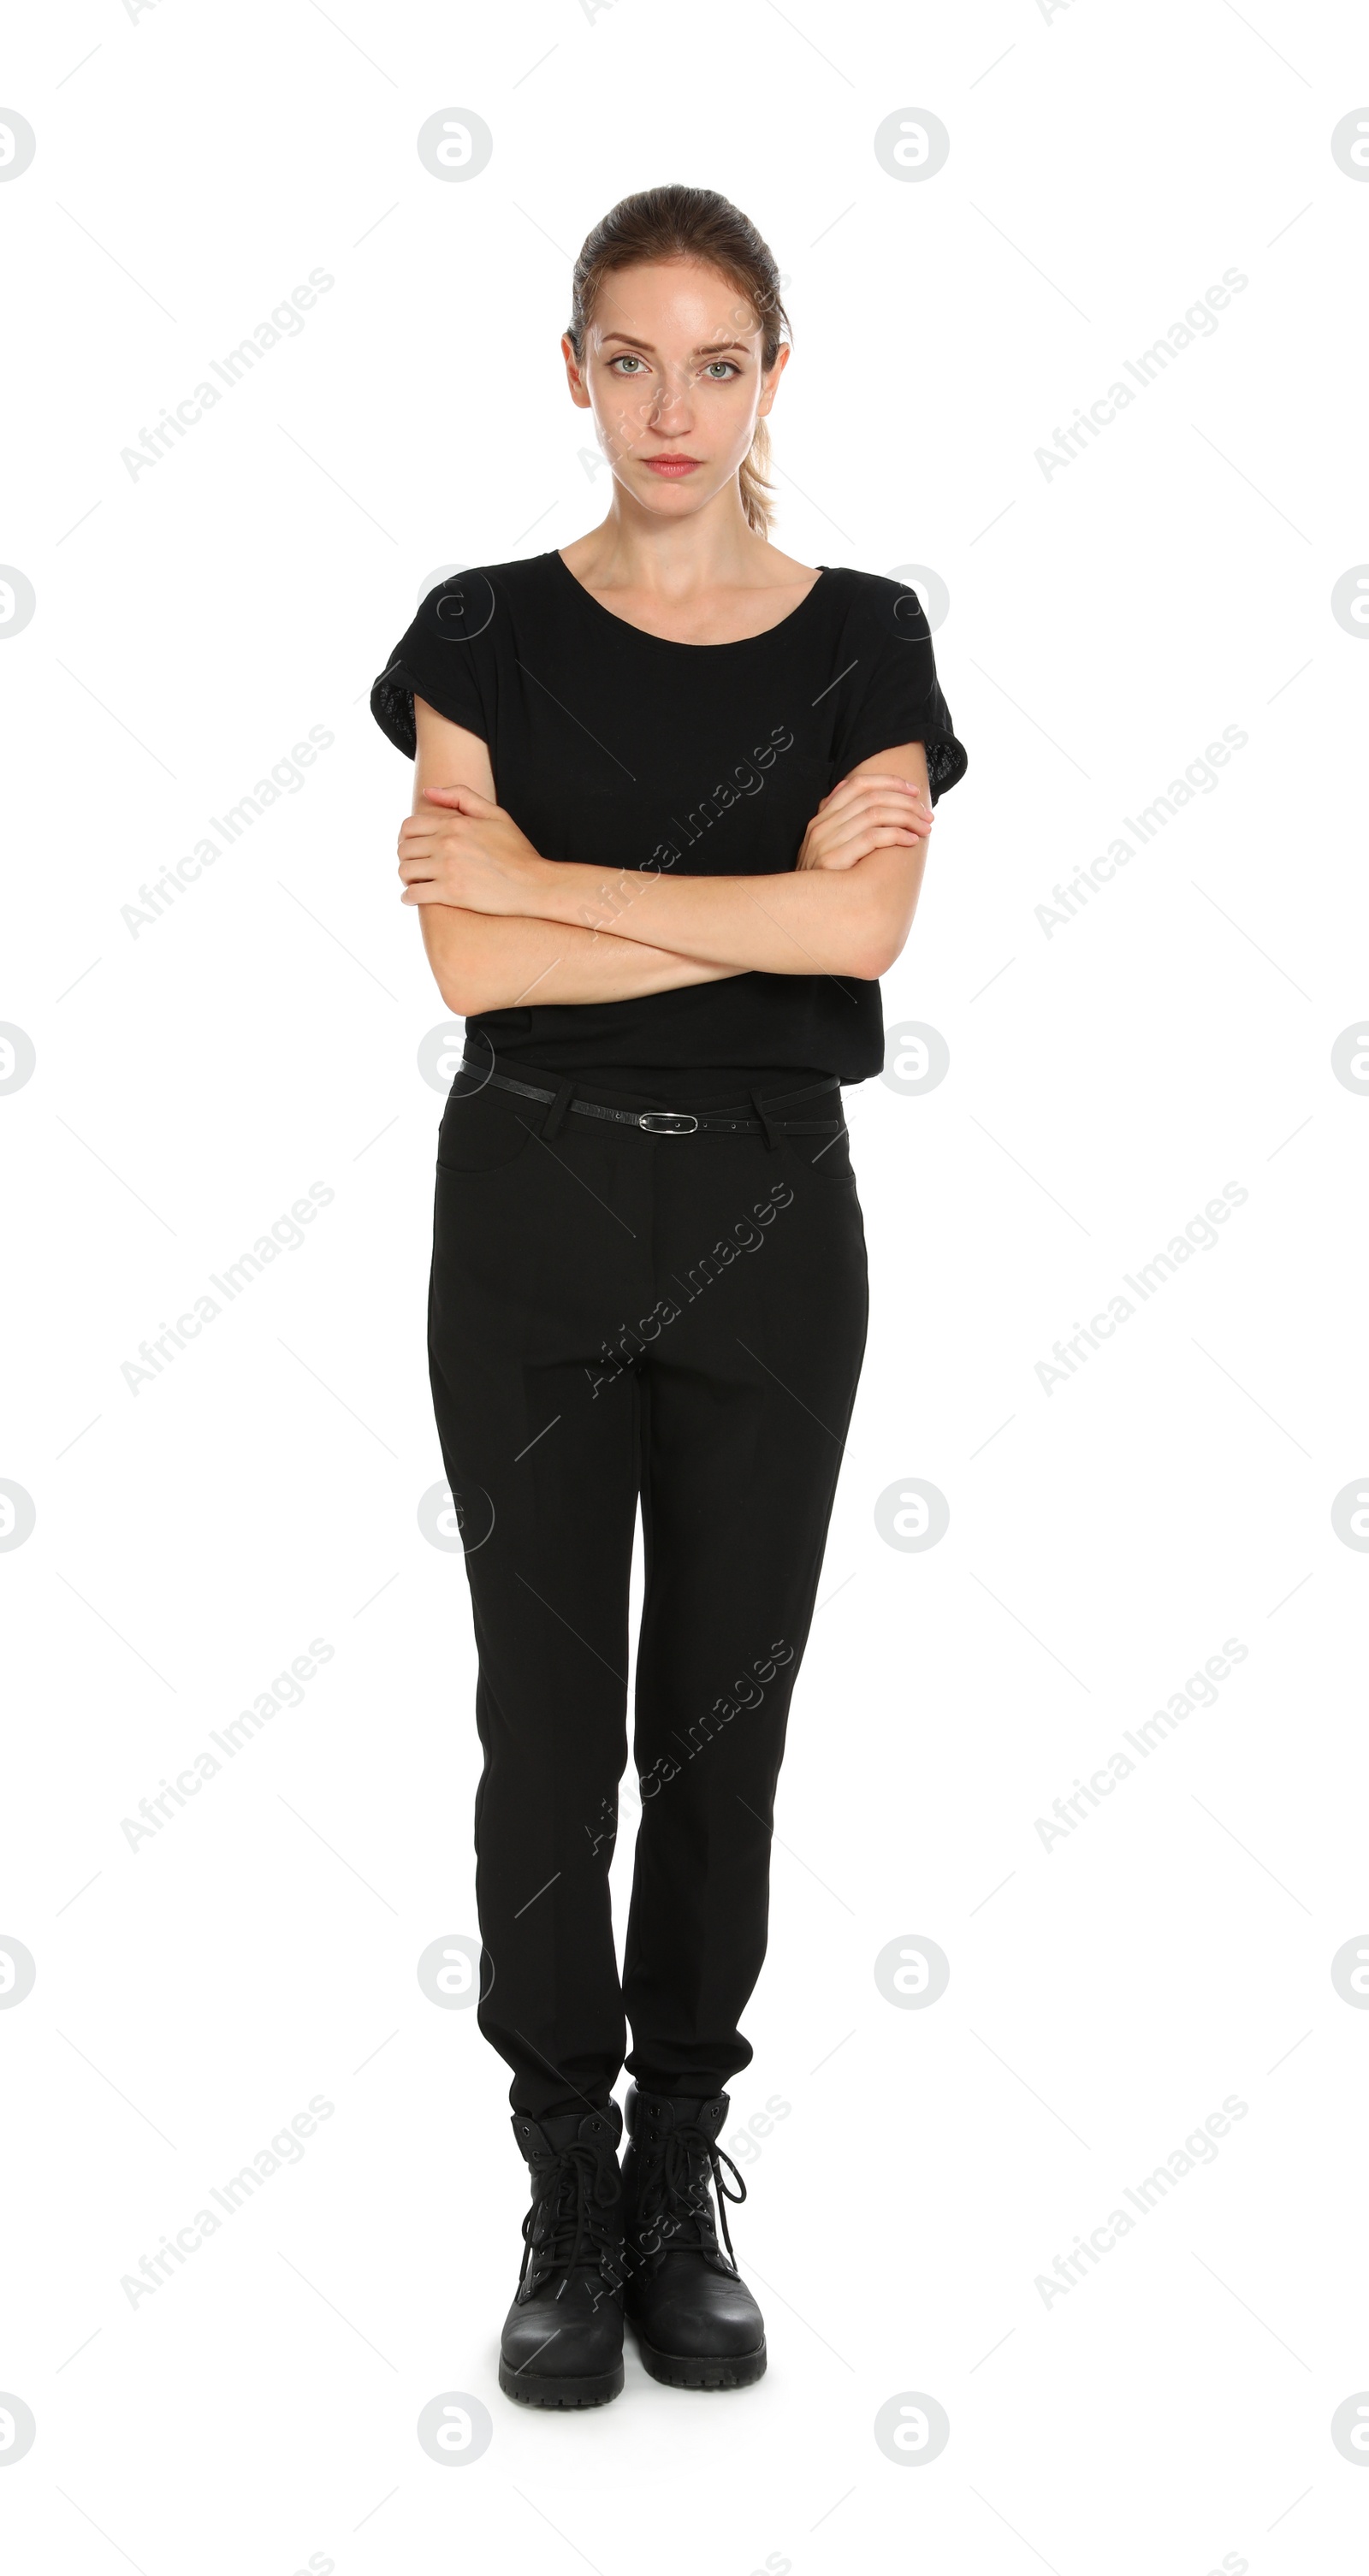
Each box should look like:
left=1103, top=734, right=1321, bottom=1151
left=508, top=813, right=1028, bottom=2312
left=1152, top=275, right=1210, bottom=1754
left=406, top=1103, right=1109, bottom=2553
left=541, top=1076, right=577, bottom=1140
left=750, top=1086, right=783, bottom=1152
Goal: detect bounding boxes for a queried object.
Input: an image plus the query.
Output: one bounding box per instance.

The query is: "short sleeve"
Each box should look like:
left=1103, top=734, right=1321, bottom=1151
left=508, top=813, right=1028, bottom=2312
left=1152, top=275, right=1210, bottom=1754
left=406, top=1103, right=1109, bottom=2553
left=369, top=572, right=495, bottom=759
left=831, top=575, right=968, bottom=805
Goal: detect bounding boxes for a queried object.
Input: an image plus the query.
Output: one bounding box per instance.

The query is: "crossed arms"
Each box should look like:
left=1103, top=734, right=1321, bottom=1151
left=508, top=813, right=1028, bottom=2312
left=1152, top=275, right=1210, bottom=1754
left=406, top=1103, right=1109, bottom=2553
left=399, top=695, right=935, bottom=1017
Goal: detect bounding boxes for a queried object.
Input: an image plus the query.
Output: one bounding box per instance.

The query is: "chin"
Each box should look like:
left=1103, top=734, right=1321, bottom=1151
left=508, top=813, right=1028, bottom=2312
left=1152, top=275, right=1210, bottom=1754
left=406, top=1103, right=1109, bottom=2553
left=631, top=475, right=720, bottom=512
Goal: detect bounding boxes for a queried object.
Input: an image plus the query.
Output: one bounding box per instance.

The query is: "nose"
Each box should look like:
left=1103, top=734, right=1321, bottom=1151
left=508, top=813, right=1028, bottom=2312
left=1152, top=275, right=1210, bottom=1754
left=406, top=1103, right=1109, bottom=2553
left=648, top=361, right=694, bottom=435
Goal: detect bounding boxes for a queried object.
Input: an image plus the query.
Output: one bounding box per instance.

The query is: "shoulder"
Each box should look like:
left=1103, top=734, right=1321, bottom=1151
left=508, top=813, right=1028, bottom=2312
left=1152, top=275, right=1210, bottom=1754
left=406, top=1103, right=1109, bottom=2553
left=809, top=567, right=965, bottom=802
left=414, top=551, right=558, bottom=631
left=372, top=557, right=557, bottom=758
left=817, top=565, right=931, bottom=642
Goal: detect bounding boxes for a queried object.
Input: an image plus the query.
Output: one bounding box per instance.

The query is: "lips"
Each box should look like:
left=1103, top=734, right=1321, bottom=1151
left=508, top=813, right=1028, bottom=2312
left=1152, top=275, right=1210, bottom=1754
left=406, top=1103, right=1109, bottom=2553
left=643, top=457, right=701, bottom=476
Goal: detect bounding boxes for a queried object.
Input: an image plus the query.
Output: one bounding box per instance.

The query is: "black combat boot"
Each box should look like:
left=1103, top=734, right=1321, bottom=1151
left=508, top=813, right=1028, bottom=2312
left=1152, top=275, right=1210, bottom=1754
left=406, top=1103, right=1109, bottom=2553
left=499, top=2102, right=625, bottom=2407
left=620, top=2085, right=767, bottom=2389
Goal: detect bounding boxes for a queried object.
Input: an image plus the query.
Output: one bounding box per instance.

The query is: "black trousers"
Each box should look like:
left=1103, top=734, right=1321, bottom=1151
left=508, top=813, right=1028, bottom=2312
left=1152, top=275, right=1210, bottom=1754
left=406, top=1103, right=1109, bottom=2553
left=428, top=1056, right=869, bottom=2120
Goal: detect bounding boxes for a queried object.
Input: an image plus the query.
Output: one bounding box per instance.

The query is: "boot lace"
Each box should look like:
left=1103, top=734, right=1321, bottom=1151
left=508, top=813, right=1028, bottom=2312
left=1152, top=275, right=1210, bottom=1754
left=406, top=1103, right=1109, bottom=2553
left=632, top=2122, right=748, bottom=2270
left=519, top=2138, right=624, bottom=2297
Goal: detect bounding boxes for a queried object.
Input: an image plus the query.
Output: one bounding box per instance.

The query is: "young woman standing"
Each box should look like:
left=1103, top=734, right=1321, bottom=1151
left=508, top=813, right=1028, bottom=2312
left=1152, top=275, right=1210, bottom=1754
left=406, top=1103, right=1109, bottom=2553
left=371, top=185, right=967, bottom=2408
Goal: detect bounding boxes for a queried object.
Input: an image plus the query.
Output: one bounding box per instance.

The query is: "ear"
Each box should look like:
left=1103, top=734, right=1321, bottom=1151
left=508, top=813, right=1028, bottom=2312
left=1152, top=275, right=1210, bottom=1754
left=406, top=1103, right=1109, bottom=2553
left=756, top=341, right=791, bottom=421
left=561, top=334, right=592, bottom=412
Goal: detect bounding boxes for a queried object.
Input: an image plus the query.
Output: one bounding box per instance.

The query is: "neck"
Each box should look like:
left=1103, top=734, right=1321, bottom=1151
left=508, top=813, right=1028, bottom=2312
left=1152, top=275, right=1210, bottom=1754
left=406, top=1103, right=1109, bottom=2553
left=573, top=477, right=767, bottom=597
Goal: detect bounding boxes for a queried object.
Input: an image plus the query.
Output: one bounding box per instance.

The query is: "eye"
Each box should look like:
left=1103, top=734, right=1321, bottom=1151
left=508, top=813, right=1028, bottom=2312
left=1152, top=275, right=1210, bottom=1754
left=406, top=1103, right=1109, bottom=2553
left=703, top=360, right=739, bottom=379
left=610, top=354, right=647, bottom=375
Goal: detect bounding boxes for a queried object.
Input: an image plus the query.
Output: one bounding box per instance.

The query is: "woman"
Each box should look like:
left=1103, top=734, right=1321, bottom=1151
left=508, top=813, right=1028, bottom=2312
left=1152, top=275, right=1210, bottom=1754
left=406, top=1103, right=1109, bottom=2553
left=370, top=184, right=967, bottom=2408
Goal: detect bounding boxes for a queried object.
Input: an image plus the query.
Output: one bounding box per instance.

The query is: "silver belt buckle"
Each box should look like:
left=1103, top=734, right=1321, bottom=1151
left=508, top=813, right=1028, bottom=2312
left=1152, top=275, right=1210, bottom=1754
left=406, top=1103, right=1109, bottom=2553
left=637, top=1109, right=698, bottom=1136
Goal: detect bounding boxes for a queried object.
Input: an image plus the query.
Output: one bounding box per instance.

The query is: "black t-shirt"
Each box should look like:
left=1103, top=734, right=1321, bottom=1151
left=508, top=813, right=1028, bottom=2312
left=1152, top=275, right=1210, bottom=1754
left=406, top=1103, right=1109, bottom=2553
left=370, top=550, right=967, bottom=1084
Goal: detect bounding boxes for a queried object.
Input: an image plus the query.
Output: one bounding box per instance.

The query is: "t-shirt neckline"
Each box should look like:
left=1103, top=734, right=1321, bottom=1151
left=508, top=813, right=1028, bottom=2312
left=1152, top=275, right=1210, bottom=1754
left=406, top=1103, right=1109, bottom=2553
left=548, top=549, right=831, bottom=652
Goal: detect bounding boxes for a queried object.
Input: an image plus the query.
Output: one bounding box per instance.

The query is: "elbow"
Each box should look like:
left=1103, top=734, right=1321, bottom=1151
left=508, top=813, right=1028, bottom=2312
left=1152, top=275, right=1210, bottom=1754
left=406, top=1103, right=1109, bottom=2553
left=433, top=942, right=486, bottom=1016
left=423, top=908, right=486, bottom=1016
left=847, top=937, right=900, bottom=981
left=842, top=918, right=906, bottom=981
left=823, top=884, right=908, bottom=982
left=832, top=854, right=924, bottom=979
left=851, top=892, right=916, bottom=981
left=434, top=955, right=482, bottom=1014
left=438, top=964, right=527, bottom=1014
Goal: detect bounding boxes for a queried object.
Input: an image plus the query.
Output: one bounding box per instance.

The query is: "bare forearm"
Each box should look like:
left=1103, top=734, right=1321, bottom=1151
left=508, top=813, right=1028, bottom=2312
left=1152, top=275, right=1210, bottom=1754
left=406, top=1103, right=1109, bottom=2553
left=520, top=852, right=918, bottom=981
left=418, top=903, right=744, bottom=1016
left=404, top=747, right=936, bottom=981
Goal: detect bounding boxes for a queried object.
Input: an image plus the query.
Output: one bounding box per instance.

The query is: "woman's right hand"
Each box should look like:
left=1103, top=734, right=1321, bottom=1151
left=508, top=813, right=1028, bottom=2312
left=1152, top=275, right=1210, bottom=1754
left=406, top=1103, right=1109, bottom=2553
left=796, top=773, right=933, bottom=872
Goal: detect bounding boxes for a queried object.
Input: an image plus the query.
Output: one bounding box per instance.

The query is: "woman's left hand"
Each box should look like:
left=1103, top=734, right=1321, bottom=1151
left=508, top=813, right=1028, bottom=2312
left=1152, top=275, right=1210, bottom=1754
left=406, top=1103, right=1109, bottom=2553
left=796, top=772, right=933, bottom=873
left=398, top=785, right=548, bottom=912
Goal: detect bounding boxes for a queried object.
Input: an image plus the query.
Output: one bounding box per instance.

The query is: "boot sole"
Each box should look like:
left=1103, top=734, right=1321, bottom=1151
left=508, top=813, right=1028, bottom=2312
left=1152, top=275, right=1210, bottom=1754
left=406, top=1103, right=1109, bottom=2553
left=498, top=2356, right=624, bottom=2408
left=631, top=2328, right=767, bottom=2391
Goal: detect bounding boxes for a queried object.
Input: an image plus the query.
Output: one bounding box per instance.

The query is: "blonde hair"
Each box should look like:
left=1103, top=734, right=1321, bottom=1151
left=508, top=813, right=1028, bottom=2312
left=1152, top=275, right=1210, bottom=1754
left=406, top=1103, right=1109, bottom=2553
left=566, top=184, right=791, bottom=537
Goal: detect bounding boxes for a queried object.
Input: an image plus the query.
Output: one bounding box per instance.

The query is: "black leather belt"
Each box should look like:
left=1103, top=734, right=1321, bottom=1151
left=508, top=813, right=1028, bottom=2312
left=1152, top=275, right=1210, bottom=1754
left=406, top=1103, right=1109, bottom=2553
left=459, top=1051, right=844, bottom=1138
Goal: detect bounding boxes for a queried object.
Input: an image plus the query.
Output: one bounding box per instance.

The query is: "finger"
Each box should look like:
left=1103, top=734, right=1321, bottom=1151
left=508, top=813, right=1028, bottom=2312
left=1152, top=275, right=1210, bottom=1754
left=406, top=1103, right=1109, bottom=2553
left=398, top=814, right=457, bottom=844
left=849, top=826, right=926, bottom=856
left=812, top=826, right=923, bottom=868
left=833, top=768, right=929, bottom=797
left=822, top=773, right=924, bottom=808
left=813, top=787, right=928, bottom=839
left=812, top=774, right=879, bottom=816
left=815, top=774, right=889, bottom=811
left=813, top=801, right=932, bottom=856
left=832, top=790, right=931, bottom=818
left=421, top=782, right=497, bottom=812
left=834, top=789, right=931, bottom=823
left=854, top=780, right=930, bottom=817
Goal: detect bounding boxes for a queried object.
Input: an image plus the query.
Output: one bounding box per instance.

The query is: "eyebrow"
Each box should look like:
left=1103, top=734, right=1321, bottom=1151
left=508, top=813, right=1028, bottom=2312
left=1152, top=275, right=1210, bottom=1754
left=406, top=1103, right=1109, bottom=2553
left=596, top=332, right=751, bottom=358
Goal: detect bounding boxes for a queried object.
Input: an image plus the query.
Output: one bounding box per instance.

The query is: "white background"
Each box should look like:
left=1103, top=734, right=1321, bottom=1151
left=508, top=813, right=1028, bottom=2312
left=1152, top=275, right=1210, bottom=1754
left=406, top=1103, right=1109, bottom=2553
left=3, top=1, right=1368, bottom=2568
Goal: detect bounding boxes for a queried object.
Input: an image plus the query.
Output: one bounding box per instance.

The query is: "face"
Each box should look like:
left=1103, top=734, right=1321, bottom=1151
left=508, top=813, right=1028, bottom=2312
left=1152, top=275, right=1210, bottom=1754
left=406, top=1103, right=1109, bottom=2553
left=562, top=257, right=788, bottom=518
